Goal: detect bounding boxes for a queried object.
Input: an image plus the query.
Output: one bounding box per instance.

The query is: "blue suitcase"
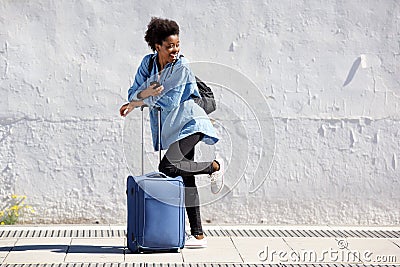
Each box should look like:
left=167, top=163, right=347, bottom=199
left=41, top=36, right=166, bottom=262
left=126, top=106, right=185, bottom=253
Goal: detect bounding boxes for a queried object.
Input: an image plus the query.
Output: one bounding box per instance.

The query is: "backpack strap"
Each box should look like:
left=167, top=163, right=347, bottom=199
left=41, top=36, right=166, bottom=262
left=147, top=55, right=155, bottom=75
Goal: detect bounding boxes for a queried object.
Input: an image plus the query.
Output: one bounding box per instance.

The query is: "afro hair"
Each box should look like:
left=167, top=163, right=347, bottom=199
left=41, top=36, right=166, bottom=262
left=144, top=17, right=180, bottom=52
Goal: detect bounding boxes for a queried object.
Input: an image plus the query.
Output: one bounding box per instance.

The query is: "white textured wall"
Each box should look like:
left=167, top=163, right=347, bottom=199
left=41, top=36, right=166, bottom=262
left=1, top=0, right=399, bottom=225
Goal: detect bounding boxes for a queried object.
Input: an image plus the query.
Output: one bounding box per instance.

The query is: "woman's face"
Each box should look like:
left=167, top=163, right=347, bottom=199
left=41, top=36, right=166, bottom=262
left=156, top=34, right=180, bottom=64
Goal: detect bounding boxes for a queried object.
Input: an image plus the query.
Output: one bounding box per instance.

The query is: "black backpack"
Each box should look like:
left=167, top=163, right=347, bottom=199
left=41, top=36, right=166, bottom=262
left=147, top=55, right=216, bottom=114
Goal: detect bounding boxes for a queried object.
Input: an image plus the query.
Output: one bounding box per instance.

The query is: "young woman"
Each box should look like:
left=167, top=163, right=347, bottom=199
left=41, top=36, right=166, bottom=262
left=119, top=17, right=223, bottom=248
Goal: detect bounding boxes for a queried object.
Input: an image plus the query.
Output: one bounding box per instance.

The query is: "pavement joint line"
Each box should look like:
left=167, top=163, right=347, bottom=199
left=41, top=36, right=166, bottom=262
left=63, top=237, right=73, bottom=263
left=281, top=237, right=294, bottom=251
left=228, top=235, right=244, bottom=263
left=392, top=240, right=400, bottom=249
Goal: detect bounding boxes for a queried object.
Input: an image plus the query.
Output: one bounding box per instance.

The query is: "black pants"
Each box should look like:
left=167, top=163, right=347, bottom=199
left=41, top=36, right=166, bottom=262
left=158, top=133, right=214, bottom=236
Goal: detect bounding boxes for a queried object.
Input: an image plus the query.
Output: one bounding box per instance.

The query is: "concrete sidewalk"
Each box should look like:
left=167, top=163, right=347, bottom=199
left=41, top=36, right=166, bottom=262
left=1, top=225, right=400, bottom=266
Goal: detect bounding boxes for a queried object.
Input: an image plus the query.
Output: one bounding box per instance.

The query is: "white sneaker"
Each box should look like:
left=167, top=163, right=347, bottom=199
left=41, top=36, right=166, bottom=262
left=185, top=234, right=207, bottom=248
left=209, top=158, right=224, bottom=194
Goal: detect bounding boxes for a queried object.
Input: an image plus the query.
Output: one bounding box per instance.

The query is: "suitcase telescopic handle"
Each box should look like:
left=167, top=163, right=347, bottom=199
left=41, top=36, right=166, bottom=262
left=140, top=105, right=162, bottom=175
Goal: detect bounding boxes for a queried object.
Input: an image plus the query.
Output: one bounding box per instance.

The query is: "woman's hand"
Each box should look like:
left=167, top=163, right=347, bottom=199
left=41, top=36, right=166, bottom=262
left=119, top=101, right=144, bottom=117
left=119, top=103, right=133, bottom=117
left=138, top=83, right=164, bottom=99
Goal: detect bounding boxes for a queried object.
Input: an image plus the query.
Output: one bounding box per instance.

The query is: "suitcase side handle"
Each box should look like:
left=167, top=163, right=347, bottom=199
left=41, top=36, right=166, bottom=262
left=147, top=172, right=168, bottom=179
